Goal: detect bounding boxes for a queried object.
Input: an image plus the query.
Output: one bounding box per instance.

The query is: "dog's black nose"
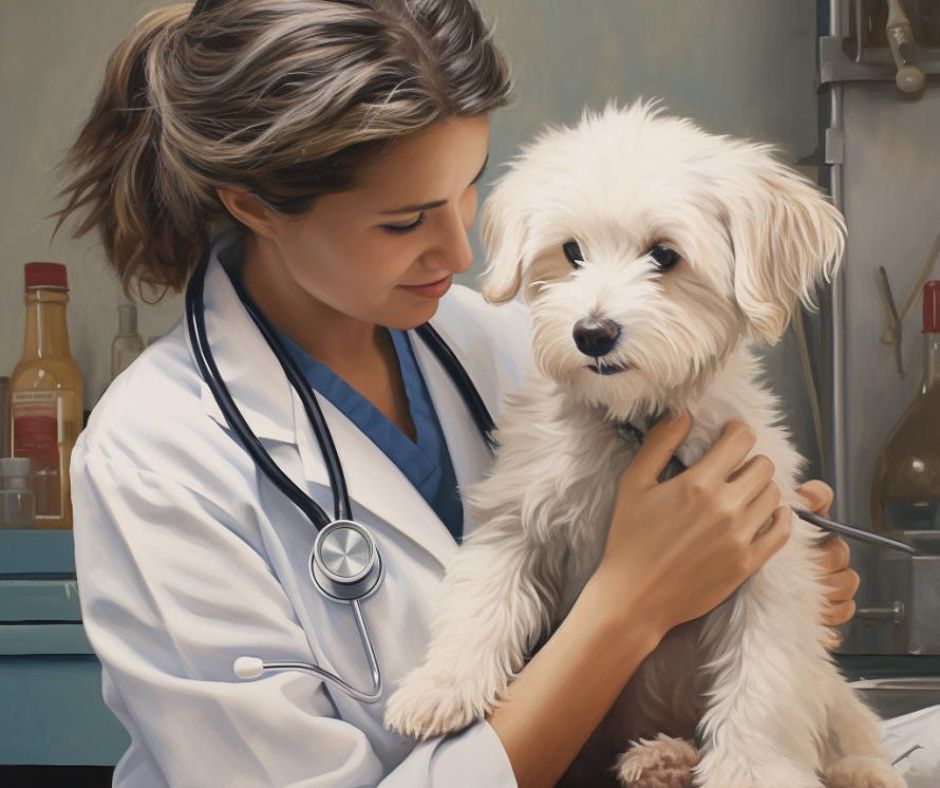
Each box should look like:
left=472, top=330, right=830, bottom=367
left=572, top=318, right=622, bottom=357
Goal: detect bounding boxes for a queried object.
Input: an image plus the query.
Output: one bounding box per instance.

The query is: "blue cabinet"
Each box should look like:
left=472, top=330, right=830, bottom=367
left=0, top=529, right=129, bottom=766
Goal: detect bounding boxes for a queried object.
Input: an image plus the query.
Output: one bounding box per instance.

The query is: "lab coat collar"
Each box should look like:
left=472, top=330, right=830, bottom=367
left=190, top=231, right=297, bottom=444
left=188, top=230, right=497, bottom=567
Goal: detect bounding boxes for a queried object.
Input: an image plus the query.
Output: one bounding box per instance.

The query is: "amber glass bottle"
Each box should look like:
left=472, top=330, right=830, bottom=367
left=871, top=280, right=940, bottom=533
left=9, top=263, right=84, bottom=529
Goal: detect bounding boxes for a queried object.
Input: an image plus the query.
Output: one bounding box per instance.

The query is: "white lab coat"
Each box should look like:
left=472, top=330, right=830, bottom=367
left=71, top=233, right=533, bottom=787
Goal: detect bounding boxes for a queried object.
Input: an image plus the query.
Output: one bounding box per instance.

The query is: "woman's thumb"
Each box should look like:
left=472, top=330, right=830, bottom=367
left=628, top=411, right=691, bottom=486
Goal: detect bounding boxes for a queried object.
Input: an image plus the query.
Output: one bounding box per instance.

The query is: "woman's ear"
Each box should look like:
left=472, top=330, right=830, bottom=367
left=717, top=145, right=846, bottom=344
left=479, top=166, right=533, bottom=305
left=215, top=186, right=279, bottom=239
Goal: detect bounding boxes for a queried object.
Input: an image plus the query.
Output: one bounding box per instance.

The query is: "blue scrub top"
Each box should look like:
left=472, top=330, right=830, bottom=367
left=274, top=327, right=465, bottom=544
left=223, top=243, right=465, bottom=543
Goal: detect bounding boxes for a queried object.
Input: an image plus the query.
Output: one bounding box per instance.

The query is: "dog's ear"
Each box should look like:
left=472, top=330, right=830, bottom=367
left=479, top=165, right=532, bottom=305
left=718, top=146, right=846, bottom=344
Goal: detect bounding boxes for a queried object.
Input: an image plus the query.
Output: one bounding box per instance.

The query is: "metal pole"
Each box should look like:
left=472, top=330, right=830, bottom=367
left=828, top=0, right=848, bottom=521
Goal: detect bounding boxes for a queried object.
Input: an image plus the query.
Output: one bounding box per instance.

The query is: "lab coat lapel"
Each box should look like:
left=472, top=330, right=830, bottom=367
left=409, top=325, right=496, bottom=540
left=196, top=237, right=485, bottom=565
left=292, top=390, right=461, bottom=568
left=292, top=319, right=500, bottom=567
left=191, top=240, right=297, bottom=444
left=192, top=239, right=496, bottom=569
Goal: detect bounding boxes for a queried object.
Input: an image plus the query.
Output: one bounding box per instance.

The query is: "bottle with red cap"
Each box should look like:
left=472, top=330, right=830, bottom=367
left=871, top=280, right=940, bottom=533
left=8, top=263, right=84, bottom=529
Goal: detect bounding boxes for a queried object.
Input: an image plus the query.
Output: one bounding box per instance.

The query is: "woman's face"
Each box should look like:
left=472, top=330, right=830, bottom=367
left=258, top=115, right=491, bottom=331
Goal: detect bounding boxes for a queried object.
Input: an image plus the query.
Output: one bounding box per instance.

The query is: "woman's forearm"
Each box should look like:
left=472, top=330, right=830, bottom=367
left=486, top=574, right=664, bottom=788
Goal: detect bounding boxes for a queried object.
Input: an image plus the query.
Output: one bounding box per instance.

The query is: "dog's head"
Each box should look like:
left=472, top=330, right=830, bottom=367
left=479, top=100, right=845, bottom=418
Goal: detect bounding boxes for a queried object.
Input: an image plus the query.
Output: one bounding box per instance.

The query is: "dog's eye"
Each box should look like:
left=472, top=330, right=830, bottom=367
left=563, top=240, right=584, bottom=268
left=648, top=244, right=679, bottom=271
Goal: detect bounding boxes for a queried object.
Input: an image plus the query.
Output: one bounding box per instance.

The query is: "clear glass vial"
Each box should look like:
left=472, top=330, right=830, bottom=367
left=111, top=303, right=146, bottom=381
left=0, top=457, right=35, bottom=528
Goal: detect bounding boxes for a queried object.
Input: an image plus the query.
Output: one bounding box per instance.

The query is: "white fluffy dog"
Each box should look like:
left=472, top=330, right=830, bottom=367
left=383, top=101, right=902, bottom=788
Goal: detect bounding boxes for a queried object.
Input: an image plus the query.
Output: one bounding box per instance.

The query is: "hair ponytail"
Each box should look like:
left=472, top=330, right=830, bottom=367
left=53, top=4, right=210, bottom=302
left=54, top=0, right=513, bottom=302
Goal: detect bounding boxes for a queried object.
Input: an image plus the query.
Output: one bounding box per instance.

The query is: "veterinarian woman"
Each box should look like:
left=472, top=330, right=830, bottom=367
left=59, top=2, right=859, bottom=786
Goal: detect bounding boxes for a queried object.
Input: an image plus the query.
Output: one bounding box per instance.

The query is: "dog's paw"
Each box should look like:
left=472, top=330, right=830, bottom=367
left=614, top=733, right=700, bottom=788
left=824, top=754, right=906, bottom=788
left=383, top=667, right=501, bottom=740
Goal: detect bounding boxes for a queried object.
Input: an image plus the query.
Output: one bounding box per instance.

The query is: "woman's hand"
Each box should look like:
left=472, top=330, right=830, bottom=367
left=595, top=413, right=793, bottom=643
left=797, top=480, right=860, bottom=650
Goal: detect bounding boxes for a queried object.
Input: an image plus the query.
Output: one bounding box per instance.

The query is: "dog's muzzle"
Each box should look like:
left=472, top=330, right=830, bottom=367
left=573, top=318, right=631, bottom=375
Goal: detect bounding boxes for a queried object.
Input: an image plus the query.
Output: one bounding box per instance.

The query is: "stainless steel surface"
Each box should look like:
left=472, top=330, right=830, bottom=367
left=828, top=0, right=848, bottom=525
left=0, top=376, right=8, bottom=458
left=821, top=0, right=940, bottom=85
left=856, top=601, right=906, bottom=623
left=877, top=266, right=905, bottom=377
left=861, top=533, right=940, bottom=654
left=851, top=676, right=940, bottom=718
left=823, top=0, right=940, bottom=656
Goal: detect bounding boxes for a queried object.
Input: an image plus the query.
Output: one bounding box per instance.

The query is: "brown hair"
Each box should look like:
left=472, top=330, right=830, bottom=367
left=53, top=0, right=513, bottom=301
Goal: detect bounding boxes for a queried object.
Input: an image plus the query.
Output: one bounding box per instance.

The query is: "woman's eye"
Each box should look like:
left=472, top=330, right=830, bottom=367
left=563, top=240, right=584, bottom=268
left=648, top=244, right=679, bottom=270
left=382, top=213, right=425, bottom=235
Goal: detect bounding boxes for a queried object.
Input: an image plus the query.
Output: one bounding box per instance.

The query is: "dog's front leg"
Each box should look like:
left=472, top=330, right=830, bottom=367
left=383, top=523, right=552, bottom=740
left=691, top=519, right=831, bottom=788
left=820, top=671, right=905, bottom=787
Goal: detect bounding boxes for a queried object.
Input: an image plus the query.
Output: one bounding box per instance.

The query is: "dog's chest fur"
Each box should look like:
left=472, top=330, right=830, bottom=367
left=468, top=345, right=809, bottom=787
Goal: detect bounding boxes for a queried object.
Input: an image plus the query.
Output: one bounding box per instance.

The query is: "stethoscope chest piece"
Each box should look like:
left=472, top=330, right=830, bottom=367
left=311, top=520, right=383, bottom=601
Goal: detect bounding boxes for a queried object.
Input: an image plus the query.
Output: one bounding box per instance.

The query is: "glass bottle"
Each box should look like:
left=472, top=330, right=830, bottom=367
left=0, top=376, right=9, bottom=457
left=9, top=263, right=84, bottom=529
left=871, top=280, right=940, bottom=533
left=111, top=303, right=146, bottom=381
left=0, top=457, right=35, bottom=528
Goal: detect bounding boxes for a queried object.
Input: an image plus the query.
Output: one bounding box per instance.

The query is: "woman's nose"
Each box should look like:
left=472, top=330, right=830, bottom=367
left=433, top=205, right=474, bottom=274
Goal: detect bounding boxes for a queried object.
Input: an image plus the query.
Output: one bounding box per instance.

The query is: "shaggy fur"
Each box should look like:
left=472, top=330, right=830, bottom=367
left=383, top=101, right=902, bottom=787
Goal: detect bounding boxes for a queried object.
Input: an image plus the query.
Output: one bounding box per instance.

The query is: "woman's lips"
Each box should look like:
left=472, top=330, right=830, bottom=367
left=399, top=275, right=452, bottom=299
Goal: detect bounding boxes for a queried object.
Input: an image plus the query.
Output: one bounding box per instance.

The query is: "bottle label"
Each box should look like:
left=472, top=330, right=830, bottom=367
left=11, top=391, right=61, bottom=518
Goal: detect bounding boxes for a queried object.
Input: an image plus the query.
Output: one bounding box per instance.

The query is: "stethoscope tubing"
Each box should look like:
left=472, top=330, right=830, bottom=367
left=794, top=508, right=918, bottom=556
left=256, top=600, right=383, bottom=703
left=188, top=257, right=499, bottom=532
left=186, top=260, right=336, bottom=528
left=225, top=265, right=354, bottom=523
left=185, top=256, right=498, bottom=703
left=413, top=322, right=499, bottom=452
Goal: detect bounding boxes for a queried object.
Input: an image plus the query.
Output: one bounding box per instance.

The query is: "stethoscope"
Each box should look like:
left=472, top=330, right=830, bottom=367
left=186, top=252, right=920, bottom=705
left=185, top=256, right=497, bottom=703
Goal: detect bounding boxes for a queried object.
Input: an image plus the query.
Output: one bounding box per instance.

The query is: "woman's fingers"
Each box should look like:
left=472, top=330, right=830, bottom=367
left=628, top=411, right=691, bottom=488
left=727, top=453, right=776, bottom=508
left=797, top=479, right=833, bottom=517
left=742, top=479, right=783, bottom=540
left=821, top=626, right=844, bottom=650
left=821, top=566, right=861, bottom=604
left=694, top=420, right=758, bottom=483
left=815, top=535, right=852, bottom=575
left=748, top=505, right=793, bottom=569
left=822, top=598, right=857, bottom=627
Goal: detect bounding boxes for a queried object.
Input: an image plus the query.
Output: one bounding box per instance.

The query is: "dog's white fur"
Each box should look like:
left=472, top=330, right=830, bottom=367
left=383, top=101, right=902, bottom=787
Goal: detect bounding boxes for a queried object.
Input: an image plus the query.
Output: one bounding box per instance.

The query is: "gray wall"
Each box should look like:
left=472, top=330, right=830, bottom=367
left=1, top=0, right=181, bottom=411
left=2, top=1, right=822, bottom=470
